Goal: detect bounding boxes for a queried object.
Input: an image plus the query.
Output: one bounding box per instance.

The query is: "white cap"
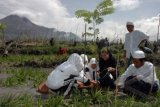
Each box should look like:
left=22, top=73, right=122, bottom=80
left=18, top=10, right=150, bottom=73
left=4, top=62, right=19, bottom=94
left=90, top=58, right=97, bottom=64
left=133, top=50, right=145, bottom=59
left=80, top=54, right=88, bottom=64
left=126, top=21, right=134, bottom=26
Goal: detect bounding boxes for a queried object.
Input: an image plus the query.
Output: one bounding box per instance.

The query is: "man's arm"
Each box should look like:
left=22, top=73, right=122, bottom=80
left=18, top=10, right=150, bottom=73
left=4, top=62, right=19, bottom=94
left=138, top=39, right=148, bottom=48
left=138, top=31, right=149, bottom=48
left=136, top=63, right=153, bottom=80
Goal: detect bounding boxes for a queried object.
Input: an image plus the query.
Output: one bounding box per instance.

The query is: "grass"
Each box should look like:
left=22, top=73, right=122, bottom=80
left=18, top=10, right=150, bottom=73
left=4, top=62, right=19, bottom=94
left=0, top=89, right=160, bottom=107
left=0, top=67, right=48, bottom=87
left=0, top=42, right=160, bottom=107
left=0, top=43, right=98, bottom=67
left=0, top=54, right=66, bottom=64
left=0, top=54, right=68, bottom=67
left=0, top=67, right=159, bottom=106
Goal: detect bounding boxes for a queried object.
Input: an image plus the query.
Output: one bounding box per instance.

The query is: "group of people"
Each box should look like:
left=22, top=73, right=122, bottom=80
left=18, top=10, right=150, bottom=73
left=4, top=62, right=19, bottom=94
left=45, top=49, right=118, bottom=96
left=39, top=21, right=159, bottom=98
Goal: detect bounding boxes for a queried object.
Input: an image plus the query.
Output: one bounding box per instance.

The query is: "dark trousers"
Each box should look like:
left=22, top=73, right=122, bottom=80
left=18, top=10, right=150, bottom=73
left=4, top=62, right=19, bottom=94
left=127, top=55, right=133, bottom=68
left=50, top=75, right=76, bottom=95
left=99, top=73, right=116, bottom=89
left=50, top=85, right=69, bottom=95
left=124, top=76, right=158, bottom=96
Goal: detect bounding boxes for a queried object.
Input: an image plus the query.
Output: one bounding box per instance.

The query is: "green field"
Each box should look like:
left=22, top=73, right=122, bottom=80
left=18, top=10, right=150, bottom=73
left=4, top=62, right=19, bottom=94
left=0, top=42, right=160, bottom=107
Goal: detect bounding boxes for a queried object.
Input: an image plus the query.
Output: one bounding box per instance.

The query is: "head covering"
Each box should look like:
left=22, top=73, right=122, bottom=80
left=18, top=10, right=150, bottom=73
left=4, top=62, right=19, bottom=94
left=126, top=21, right=134, bottom=26
left=90, top=58, right=97, bottom=64
left=133, top=50, right=145, bottom=59
left=67, top=53, right=84, bottom=71
left=80, top=54, right=88, bottom=64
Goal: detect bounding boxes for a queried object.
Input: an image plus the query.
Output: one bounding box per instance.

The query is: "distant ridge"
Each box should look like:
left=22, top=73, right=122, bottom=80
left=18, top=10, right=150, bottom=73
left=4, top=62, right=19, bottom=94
left=0, top=15, right=81, bottom=41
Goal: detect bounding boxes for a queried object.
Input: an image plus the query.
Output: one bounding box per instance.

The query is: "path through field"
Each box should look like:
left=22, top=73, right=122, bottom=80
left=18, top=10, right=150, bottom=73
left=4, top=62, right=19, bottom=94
left=0, top=86, right=37, bottom=97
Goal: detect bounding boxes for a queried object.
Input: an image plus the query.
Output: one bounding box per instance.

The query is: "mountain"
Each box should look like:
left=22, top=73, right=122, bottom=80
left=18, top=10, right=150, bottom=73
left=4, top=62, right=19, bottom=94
left=0, top=15, right=81, bottom=41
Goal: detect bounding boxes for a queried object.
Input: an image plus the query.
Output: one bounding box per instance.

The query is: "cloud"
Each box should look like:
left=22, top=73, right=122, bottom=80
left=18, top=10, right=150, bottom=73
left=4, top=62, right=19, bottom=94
left=135, top=15, right=160, bottom=41
left=0, top=0, right=86, bottom=36
left=5, top=0, right=69, bottom=25
left=97, top=14, right=160, bottom=42
left=113, top=0, right=141, bottom=11
left=98, top=21, right=126, bottom=41
left=0, top=0, right=159, bottom=42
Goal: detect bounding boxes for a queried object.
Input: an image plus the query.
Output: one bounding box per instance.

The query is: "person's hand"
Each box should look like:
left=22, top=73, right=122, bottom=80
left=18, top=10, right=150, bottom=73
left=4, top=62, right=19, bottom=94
left=96, top=71, right=100, bottom=76
left=77, top=81, right=85, bottom=89
left=78, top=82, right=94, bottom=89
left=78, top=83, right=84, bottom=89
left=90, top=80, right=97, bottom=84
left=133, top=76, right=138, bottom=80
left=107, top=67, right=115, bottom=72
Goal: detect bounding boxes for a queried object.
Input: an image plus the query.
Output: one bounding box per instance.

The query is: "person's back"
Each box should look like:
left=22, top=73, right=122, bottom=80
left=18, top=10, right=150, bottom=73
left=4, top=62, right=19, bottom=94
left=46, top=53, right=84, bottom=90
left=46, top=61, right=79, bottom=90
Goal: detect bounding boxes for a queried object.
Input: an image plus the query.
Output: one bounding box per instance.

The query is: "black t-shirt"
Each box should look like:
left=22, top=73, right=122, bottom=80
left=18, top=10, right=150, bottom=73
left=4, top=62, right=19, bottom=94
left=99, top=56, right=117, bottom=79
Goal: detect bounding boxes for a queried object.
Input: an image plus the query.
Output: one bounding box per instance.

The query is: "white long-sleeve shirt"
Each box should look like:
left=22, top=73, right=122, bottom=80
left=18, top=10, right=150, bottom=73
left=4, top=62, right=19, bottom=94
left=124, top=30, right=149, bottom=58
left=117, top=61, right=159, bottom=88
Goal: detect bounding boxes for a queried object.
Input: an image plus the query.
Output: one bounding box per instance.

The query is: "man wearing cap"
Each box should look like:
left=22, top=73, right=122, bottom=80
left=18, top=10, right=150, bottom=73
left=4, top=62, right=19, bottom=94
left=124, top=21, right=149, bottom=67
left=117, top=50, right=159, bottom=96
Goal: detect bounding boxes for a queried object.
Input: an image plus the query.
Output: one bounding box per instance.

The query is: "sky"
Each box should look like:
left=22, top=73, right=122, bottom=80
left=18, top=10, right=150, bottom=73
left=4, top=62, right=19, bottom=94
left=0, top=0, right=160, bottom=41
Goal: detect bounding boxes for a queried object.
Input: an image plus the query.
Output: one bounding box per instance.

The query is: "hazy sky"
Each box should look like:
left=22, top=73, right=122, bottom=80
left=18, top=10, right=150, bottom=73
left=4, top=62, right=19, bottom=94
left=0, top=0, right=160, bottom=41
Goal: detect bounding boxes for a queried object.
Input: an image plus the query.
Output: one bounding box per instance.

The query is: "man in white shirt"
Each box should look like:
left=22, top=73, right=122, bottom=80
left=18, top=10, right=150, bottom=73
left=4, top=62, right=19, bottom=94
left=124, top=22, right=149, bottom=67
left=117, top=50, right=159, bottom=97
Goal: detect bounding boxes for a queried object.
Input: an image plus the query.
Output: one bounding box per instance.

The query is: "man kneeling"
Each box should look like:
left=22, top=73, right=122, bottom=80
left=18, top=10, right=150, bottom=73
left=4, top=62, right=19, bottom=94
left=117, top=50, right=159, bottom=98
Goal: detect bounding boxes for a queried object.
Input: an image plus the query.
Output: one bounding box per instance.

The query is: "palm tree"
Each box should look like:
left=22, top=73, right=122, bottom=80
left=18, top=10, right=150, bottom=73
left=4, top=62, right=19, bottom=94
left=75, top=0, right=114, bottom=41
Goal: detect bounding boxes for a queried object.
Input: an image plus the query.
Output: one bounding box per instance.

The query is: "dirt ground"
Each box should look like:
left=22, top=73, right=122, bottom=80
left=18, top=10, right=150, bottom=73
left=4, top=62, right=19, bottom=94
left=0, top=73, right=12, bottom=80
left=0, top=86, right=37, bottom=96
left=0, top=73, right=39, bottom=97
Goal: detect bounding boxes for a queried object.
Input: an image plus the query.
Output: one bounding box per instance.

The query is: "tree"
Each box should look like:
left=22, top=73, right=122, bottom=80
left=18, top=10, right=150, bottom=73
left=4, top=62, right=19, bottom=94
left=75, top=0, right=114, bottom=41
left=0, top=23, right=12, bottom=56
left=0, top=23, right=6, bottom=47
